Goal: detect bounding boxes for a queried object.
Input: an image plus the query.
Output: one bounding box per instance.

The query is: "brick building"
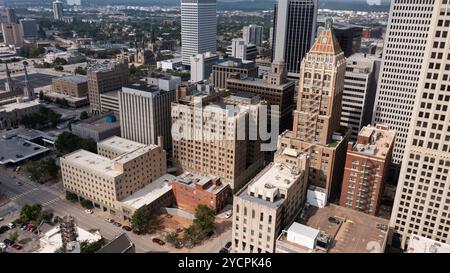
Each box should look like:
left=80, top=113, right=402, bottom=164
left=52, top=75, right=88, bottom=98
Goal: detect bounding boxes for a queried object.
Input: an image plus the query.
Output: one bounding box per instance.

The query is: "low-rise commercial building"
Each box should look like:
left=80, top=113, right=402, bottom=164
left=172, top=172, right=231, bottom=214
left=71, top=112, right=121, bottom=142
left=0, top=99, right=40, bottom=130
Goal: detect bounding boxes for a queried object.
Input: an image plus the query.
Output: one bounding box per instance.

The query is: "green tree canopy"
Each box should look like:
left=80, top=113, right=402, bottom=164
left=55, top=132, right=97, bottom=155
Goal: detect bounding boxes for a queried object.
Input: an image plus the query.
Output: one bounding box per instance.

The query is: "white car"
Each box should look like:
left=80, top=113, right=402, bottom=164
left=0, top=217, right=4, bottom=222
left=225, top=212, right=232, bottom=219
left=84, top=209, right=93, bottom=214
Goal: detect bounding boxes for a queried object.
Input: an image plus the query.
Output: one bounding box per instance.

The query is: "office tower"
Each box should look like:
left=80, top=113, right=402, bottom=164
left=172, top=86, right=265, bottom=191
left=243, top=24, right=263, bottom=47
left=190, top=52, right=219, bottom=83
left=272, top=0, right=318, bottom=77
left=372, top=0, right=436, bottom=171
left=87, top=60, right=129, bottom=113
left=317, top=22, right=363, bottom=58
left=226, top=61, right=296, bottom=133
left=1, top=22, right=23, bottom=46
left=340, top=125, right=395, bottom=215
left=53, top=1, right=64, bottom=20
left=232, top=158, right=310, bottom=253
left=119, top=83, right=176, bottom=152
left=212, top=59, right=258, bottom=89
left=341, top=53, right=381, bottom=141
left=181, top=0, right=217, bottom=66
left=391, top=1, right=450, bottom=248
left=61, top=137, right=167, bottom=217
left=276, top=20, right=349, bottom=203
left=227, top=38, right=258, bottom=61
left=19, top=18, right=38, bottom=38
left=5, top=7, right=17, bottom=23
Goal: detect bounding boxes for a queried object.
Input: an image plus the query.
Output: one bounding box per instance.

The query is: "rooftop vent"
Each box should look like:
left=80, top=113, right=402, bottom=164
left=264, top=183, right=275, bottom=189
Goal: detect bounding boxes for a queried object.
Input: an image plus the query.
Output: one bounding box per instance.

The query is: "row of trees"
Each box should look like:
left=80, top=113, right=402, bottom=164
left=19, top=203, right=53, bottom=224
left=39, top=92, right=70, bottom=108
left=55, top=132, right=97, bottom=155
left=21, top=106, right=62, bottom=129
left=25, top=157, right=59, bottom=184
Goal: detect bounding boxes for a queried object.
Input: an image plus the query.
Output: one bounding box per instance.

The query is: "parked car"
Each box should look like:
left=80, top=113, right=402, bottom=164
left=328, top=217, right=341, bottom=225
left=175, top=241, right=184, bottom=249
left=105, top=218, right=114, bottom=223
left=11, top=244, right=23, bottom=250
left=20, top=223, right=28, bottom=230
left=3, top=239, right=12, bottom=246
left=26, top=224, right=35, bottom=231
left=176, top=227, right=183, bottom=233
left=84, top=209, right=93, bottom=214
left=16, top=181, right=23, bottom=186
left=225, top=241, right=232, bottom=249
left=225, top=212, right=232, bottom=219
left=0, top=217, right=4, bottom=222
left=132, top=229, right=141, bottom=235
left=113, top=222, right=122, bottom=227
left=152, top=238, right=165, bottom=245
left=7, top=223, right=16, bottom=229
left=0, top=226, right=9, bottom=234
left=122, top=226, right=132, bottom=231
left=219, top=248, right=229, bottom=253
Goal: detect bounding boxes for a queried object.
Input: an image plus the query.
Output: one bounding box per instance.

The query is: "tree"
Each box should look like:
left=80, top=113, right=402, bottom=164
left=80, top=238, right=104, bottom=253
left=81, top=199, right=94, bottom=209
left=66, top=191, right=78, bottom=202
left=54, top=65, right=64, bottom=71
left=193, top=205, right=215, bottom=234
left=165, top=232, right=180, bottom=246
left=55, top=132, right=97, bottom=155
left=75, top=66, right=87, bottom=75
left=131, top=207, right=151, bottom=233
left=79, top=111, right=89, bottom=120
left=8, top=231, right=19, bottom=243
left=25, top=157, right=59, bottom=184
left=20, top=203, right=43, bottom=222
left=39, top=90, right=44, bottom=100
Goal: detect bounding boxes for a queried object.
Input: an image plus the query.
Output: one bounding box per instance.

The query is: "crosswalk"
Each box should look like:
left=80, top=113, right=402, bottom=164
left=8, top=188, right=39, bottom=201
left=42, top=198, right=61, bottom=206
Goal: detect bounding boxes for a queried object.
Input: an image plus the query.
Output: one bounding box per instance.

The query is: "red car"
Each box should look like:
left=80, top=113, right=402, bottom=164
left=132, top=229, right=141, bottom=235
left=152, top=238, right=165, bottom=245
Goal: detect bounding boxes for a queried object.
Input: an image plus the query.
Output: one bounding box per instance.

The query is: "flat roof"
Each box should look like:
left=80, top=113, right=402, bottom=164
left=0, top=136, right=50, bottom=165
left=74, top=114, right=120, bottom=132
left=100, top=90, right=120, bottom=98
left=353, top=125, right=395, bottom=157
left=99, top=136, right=148, bottom=155
left=0, top=99, right=40, bottom=112
left=53, top=75, right=87, bottom=84
left=303, top=204, right=388, bottom=253
left=287, top=222, right=320, bottom=241
left=120, top=174, right=175, bottom=210
left=407, top=235, right=450, bottom=253
left=62, top=150, right=122, bottom=178
left=174, top=172, right=227, bottom=194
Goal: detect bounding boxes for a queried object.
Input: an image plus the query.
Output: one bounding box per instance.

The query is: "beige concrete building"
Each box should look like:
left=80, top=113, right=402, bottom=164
left=277, top=21, right=349, bottom=203
left=211, top=59, right=258, bottom=89
left=87, top=61, right=129, bottom=113
left=171, top=86, right=265, bottom=191
left=119, top=83, right=176, bottom=152
left=390, top=1, right=450, bottom=249
left=52, top=75, right=88, bottom=98
left=99, top=90, right=120, bottom=113
left=61, top=136, right=166, bottom=217
left=232, top=157, right=310, bottom=253
left=1, top=23, right=23, bottom=47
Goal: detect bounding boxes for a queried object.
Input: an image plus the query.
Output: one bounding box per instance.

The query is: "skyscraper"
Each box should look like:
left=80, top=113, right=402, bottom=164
left=53, top=1, right=64, bottom=21
left=1, top=22, right=23, bottom=46
left=372, top=0, right=436, bottom=171
left=390, top=0, right=450, bottom=249
left=181, top=0, right=217, bottom=66
left=272, top=0, right=318, bottom=77
left=19, top=18, right=38, bottom=38
left=5, top=7, right=17, bottom=23
left=243, top=24, right=263, bottom=47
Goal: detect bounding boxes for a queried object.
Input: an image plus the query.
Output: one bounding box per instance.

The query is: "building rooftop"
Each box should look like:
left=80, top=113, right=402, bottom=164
left=62, top=150, right=123, bottom=178
left=215, top=59, right=254, bottom=68
left=99, top=136, right=148, bottom=155
left=74, top=113, right=120, bottom=133
left=97, top=233, right=134, bottom=253
left=0, top=99, right=40, bottom=112
left=35, top=226, right=102, bottom=253
left=227, top=75, right=295, bottom=89
left=352, top=125, right=395, bottom=158
left=120, top=174, right=175, bottom=209
left=174, top=172, right=228, bottom=194
left=100, top=90, right=120, bottom=98
left=0, top=136, right=50, bottom=165
left=86, top=60, right=125, bottom=73
left=281, top=204, right=389, bottom=253
left=407, top=235, right=450, bottom=253
left=53, top=75, right=87, bottom=84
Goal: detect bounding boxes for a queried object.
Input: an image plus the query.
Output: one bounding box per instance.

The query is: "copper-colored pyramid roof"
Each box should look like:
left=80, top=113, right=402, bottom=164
left=309, top=28, right=343, bottom=55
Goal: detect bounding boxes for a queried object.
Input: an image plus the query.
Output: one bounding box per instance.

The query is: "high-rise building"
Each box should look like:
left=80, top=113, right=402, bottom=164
left=181, top=0, right=217, bottom=66
left=372, top=0, right=436, bottom=170
left=53, top=1, right=64, bottom=20
left=317, top=22, right=363, bottom=58
left=227, top=38, right=258, bottom=61
left=5, top=7, right=17, bottom=23
left=171, top=86, right=265, bottom=191
left=232, top=158, right=310, bottom=253
left=190, top=52, right=220, bottom=83
left=87, top=60, right=129, bottom=113
left=341, top=53, right=381, bottom=141
left=272, top=0, right=318, bottom=77
left=391, top=1, right=450, bottom=248
left=119, top=83, right=176, bottom=152
left=226, top=61, right=296, bottom=133
left=276, top=20, right=349, bottom=203
left=19, top=18, right=38, bottom=38
left=1, top=22, right=23, bottom=46
left=67, top=0, right=82, bottom=6
left=243, top=24, right=263, bottom=47
left=61, top=137, right=167, bottom=217
left=340, top=125, right=395, bottom=215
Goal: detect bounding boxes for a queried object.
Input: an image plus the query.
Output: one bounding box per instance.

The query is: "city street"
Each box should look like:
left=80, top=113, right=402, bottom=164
left=0, top=168, right=230, bottom=253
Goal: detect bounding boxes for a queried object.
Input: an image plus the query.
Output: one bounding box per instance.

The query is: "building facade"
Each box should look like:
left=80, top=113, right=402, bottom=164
left=212, top=59, right=258, bottom=89
left=340, top=125, right=395, bottom=215
left=272, top=0, right=318, bottom=77
left=1, top=23, right=23, bottom=46
left=372, top=0, right=436, bottom=169
left=190, top=52, right=220, bottom=83
left=19, top=18, right=38, bottom=38
left=243, top=24, right=263, bottom=47
left=53, top=1, right=64, bottom=20
left=227, top=38, right=258, bottom=61
left=390, top=0, right=450, bottom=248
left=119, top=84, right=176, bottom=152
left=52, top=75, right=88, bottom=98
left=181, top=0, right=217, bottom=66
